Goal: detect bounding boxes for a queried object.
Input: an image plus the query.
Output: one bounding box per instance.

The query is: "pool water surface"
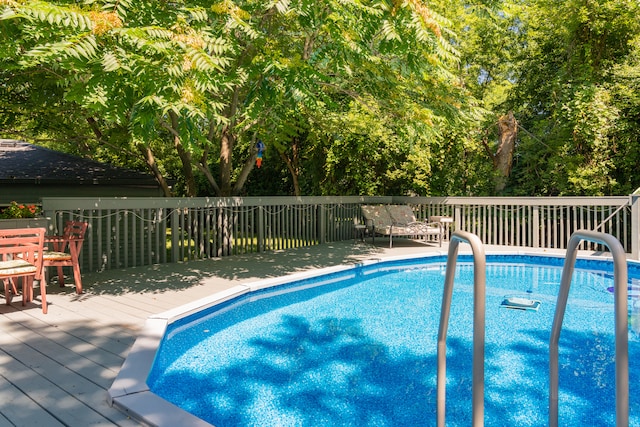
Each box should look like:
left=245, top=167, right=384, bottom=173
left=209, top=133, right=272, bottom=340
left=147, top=255, right=640, bottom=426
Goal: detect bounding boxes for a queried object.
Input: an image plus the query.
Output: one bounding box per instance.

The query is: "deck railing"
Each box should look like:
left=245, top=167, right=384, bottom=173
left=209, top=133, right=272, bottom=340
left=38, top=195, right=639, bottom=272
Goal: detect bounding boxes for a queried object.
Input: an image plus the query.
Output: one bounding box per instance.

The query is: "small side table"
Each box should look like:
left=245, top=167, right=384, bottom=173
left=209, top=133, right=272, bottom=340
left=430, top=216, right=454, bottom=241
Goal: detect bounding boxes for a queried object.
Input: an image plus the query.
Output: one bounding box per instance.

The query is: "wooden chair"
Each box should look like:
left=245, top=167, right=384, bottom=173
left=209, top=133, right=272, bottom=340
left=0, top=227, right=47, bottom=313
left=43, top=221, right=88, bottom=294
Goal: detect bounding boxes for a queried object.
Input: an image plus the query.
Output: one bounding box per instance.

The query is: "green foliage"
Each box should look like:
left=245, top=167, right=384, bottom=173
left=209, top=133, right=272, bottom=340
left=3, top=0, right=639, bottom=197
left=502, top=0, right=640, bottom=195
left=1, top=0, right=471, bottom=197
left=608, top=35, right=640, bottom=194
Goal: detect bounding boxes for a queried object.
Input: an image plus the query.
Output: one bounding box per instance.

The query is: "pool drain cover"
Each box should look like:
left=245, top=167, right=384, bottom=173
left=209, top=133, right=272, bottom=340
left=501, top=296, right=541, bottom=311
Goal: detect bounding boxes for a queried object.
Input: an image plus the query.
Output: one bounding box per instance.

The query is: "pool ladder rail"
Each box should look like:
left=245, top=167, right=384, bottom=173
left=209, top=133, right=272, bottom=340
left=436, top=230, right=630, bottom=427
left=437, top=230, right=486, bottom=427
left=550, top=230, right=629, bottom=427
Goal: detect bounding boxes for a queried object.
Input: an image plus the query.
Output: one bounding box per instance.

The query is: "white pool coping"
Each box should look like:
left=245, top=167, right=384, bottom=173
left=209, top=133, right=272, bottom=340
left=107, top=249, right=625, bottom=427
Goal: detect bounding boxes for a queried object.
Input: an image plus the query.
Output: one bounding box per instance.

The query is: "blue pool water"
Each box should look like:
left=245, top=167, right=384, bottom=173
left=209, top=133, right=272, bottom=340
left=148, top=255, right=640, bottom=426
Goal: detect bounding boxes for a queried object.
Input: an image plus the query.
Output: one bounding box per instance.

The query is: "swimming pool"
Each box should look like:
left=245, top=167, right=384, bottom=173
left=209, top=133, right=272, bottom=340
left=138, top=254, right=640, bottom=426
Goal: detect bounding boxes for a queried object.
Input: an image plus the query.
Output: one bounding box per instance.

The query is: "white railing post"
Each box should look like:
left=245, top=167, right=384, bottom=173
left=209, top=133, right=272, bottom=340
left=171, top=208, right=179, bottom=263
left=532, top=205, right=540, bottom=248
left=257, top=206, right=265, bottom=252
left=318, top=204, right=326, bottom=245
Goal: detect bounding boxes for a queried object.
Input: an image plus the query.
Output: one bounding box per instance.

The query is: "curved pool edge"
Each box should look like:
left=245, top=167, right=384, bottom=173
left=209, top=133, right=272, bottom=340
left=106, top=249, right=627, bottom=427
left=107, top=256, right=414, bottom=427
left=106, top=288, right=248, bottom=427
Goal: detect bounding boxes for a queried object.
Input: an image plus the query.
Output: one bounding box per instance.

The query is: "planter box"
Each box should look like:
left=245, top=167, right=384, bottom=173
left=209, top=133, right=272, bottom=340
left=0, top=218, right=51, bottom=231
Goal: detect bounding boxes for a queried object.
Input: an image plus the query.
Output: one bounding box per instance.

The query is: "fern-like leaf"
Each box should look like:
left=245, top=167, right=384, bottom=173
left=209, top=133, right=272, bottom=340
left=185, top=7, right=208, bottom=22
left=21, top=34, right=97, bottom=65
left=381, top=20, right=400, bottom=41
left=21, top=1, right=93, bottom=31
left=267, top=0, right=291, bottom=14
left=187, top=48, right=226, bottom=73
left=102, top=51, right=120, bottom=71
left=102, top=0, right=131, bottom=20
left=205, top=36, right=229, bottom=56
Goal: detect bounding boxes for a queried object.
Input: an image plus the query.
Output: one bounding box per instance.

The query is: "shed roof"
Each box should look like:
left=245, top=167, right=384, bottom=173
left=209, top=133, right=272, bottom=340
left=0, top=140, right=159, bottom=186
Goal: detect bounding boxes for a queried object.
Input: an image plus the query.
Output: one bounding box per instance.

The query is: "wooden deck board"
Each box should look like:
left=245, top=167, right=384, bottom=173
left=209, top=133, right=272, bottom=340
left=0, top=350, right=66, bottom=427
left=0, top=283, right=154, bottom=426
left=0, top=341, right=100, bottom=426
left=1, top=310, right=126, bottom=373
left=0, top=312, right=131, bottom=425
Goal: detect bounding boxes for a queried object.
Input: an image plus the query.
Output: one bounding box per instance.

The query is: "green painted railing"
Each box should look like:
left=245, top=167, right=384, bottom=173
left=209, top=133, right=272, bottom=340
left=39, top=195, right=639, bottom=272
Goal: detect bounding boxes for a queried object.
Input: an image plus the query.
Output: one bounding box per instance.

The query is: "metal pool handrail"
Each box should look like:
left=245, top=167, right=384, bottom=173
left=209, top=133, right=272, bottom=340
left=549, top=230, right=629, bottom=427
left=437, top=230, right=487, bottom=427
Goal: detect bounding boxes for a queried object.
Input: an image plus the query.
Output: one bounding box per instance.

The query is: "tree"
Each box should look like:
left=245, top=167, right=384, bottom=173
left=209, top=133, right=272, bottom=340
left=504, top=0, right=640, bottom=195
left=608, top=35, right=640, bottom=194
left=1, top=0, right=469, bottom=197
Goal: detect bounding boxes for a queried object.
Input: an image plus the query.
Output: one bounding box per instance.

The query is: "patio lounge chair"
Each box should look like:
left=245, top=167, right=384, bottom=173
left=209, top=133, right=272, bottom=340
left=361, top=205, right=443, bottom=248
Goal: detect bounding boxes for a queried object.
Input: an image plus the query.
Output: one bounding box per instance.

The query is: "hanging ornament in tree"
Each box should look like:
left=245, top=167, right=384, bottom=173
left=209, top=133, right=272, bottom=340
left=256, top=140, right=266, bottom=168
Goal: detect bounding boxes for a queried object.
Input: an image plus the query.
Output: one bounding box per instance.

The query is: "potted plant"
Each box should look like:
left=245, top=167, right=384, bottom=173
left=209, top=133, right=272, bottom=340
left=0, top=201, right=49, bottom=230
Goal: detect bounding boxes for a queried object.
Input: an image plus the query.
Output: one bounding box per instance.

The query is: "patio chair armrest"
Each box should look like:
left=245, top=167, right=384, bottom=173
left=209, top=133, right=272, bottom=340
left=404, top=221, right=424, bottom=226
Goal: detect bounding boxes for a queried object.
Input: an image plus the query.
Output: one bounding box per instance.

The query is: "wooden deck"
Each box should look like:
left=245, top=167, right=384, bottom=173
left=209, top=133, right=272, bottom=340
left=0, top=240, right=593, bottom=426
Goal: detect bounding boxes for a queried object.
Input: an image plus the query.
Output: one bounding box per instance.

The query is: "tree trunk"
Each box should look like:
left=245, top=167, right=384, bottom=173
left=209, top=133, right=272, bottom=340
left=279, top=138, right=301, bottom=196
left=137, top=144, right=173, bottom=196
left=195, top=151, right=221, bottom=196
left=219, top=126, right=234, bottom=196
left=193, top=123, right=222, bottom=195
left=233, top=151, right=258, bottom=196
left=219, top=87, right=241, bottom=196
left=492, top=112, right=518, bottom=193
left=168, top=111, right=197, bottom=196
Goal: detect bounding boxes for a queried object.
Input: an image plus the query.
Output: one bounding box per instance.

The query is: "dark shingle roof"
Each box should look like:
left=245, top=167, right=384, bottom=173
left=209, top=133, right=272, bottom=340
left=0, top=140, right=158, bottom=185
